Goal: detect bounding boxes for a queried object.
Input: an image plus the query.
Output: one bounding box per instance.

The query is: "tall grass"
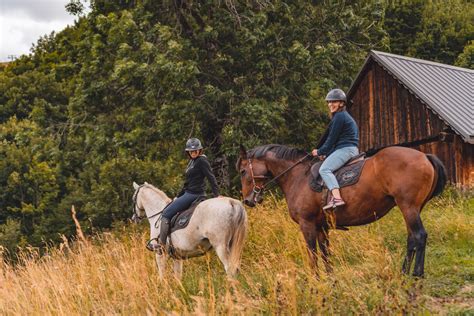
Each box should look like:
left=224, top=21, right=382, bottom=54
left=0, top=191, right=472, bottom=315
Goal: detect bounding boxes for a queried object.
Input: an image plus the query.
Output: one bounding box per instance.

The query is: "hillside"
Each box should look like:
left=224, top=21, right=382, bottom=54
left=0, top=192, right=472, bottom=314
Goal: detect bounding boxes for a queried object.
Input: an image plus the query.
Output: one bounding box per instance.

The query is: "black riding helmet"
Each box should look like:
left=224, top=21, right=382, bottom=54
left=185, top=138, right=203, bottom=151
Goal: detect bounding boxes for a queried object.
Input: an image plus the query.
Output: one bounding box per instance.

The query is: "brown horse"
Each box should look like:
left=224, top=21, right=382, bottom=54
left=237, top=144, right=446, bottom=277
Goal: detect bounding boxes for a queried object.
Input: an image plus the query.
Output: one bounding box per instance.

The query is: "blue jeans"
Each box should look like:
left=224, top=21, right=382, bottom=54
left=320, top=146, right=359, bottom=191
left=163, top=192, right=201, bottom=219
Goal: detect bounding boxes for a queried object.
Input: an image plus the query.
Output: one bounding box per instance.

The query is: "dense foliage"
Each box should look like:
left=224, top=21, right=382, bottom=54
left=0, top=0, right=472, bottom=252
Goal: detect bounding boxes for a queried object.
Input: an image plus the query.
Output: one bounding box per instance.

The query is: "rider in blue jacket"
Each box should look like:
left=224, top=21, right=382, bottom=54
left=312, top=89, right=359, bottom=209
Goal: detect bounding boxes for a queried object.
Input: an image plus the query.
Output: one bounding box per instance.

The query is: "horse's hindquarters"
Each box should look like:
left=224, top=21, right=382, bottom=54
left=170, top=198, right=245, bottom=255
left=336, top=147, right=436, bottom=226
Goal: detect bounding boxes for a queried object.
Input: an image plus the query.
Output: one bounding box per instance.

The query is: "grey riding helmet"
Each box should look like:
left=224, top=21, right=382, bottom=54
left=185, top=138, right=203, bottom=151
left=325, top=89, right=347, bottom=102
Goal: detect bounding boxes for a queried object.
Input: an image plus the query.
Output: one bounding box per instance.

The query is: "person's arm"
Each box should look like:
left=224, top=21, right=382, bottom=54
left=317, top=113, right=344, bottom=156
left=199, top=157, right=219, bottom=197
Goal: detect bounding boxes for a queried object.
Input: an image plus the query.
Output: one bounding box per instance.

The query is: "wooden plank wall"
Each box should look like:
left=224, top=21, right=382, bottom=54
left=418, top=138, right=474, bottom=188
left=418, top=142, right=456, bottom=187
left=463, top=142, right=474, bottom=187
left=348, top=61, right=473, bottom=187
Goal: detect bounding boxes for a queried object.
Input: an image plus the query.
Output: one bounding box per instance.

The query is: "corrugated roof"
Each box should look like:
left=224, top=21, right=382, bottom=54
left=348, top=50, right=474, bottom=144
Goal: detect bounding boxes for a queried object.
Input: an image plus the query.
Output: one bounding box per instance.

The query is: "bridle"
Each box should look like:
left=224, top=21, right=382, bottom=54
left=247, top=158, right=271, bottom=196
left=131, top=184, right=163, bottom=222
left=245, top=154, right=311, bottom=203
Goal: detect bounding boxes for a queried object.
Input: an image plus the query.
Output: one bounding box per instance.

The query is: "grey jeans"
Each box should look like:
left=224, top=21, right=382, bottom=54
left=320, top=146, right=359, bottom=191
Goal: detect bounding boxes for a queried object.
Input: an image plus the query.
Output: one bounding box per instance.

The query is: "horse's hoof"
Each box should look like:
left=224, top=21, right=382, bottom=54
left=412, top=272, right=425, bottom=279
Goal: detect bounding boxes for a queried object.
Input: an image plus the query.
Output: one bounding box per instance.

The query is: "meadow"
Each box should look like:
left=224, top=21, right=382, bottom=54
left=0, top=189, right=472, bottom=315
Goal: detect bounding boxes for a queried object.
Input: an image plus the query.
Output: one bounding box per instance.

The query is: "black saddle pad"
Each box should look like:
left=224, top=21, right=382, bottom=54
left=309, top=153, right=367, bottom=192
left=170, top=196, right=207, bottom=233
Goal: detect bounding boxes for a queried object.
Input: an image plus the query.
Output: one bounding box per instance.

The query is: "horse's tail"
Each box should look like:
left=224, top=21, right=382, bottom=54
left=426, top=154, right=447, bottom=199
left=227, top=199, right=248, bottom=276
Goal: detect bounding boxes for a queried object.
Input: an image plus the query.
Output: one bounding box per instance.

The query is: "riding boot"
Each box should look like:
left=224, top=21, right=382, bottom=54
left=158, top=217, right=171, bottom=254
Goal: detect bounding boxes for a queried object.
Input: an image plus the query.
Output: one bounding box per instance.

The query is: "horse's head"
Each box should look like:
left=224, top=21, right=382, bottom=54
left=131, top=182, right=146, bottom=223
left=131, top=182, right=171, bottom=223
left=237, top=145, right=272, bottom=207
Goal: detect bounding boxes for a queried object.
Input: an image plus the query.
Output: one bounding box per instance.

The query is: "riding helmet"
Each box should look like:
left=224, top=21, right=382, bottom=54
left=325, top=88, right=347, bottom=102
left=185, top=138, right=203, bottom=151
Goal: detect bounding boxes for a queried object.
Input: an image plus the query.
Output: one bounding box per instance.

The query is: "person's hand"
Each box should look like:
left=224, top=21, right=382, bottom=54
left=319, top=155, right=326, bottom=161
left=311, top=149, right=318, bottom=157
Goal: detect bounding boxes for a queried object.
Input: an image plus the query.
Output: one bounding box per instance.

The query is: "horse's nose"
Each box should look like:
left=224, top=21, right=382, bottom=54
left=244, top=198, right=255, bottom=207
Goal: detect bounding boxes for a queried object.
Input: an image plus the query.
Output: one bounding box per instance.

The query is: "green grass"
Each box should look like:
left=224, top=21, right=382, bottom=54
left=0, top=189, right=472, bottom=314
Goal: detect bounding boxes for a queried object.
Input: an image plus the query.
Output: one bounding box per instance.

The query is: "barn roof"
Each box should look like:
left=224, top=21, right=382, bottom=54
left=347, top=50, right=474, bottom=144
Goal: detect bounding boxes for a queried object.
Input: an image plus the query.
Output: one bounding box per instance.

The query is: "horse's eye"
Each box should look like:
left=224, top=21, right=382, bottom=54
left=240, top=169, right=246, bottom=176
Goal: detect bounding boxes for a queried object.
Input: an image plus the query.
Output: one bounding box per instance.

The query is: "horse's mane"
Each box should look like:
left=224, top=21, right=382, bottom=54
left=248, top=144, right=308, bottom=161
left=143, top=183, right=171, bottom=202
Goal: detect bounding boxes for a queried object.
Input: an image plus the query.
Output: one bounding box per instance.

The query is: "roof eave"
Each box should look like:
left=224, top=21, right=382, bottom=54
left=346, top=53, right=375, bottom=100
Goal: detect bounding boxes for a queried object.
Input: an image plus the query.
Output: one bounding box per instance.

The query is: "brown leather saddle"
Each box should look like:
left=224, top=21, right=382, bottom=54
left=309, top=153, right=367, bottom=192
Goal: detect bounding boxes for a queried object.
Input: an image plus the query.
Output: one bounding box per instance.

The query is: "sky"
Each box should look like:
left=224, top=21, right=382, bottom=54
left=0, top=0, right=78, bottom=62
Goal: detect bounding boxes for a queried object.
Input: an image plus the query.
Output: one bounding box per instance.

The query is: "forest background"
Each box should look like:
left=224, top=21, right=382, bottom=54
left=0, top=0, right=472, bottom=254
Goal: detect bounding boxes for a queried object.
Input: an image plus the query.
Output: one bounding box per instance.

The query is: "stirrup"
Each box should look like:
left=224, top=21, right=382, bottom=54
left=146, top=238, right=160, bottom=252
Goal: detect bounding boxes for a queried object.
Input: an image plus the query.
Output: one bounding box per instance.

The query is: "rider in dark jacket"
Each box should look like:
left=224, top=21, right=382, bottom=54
left=158, top=138, right=220, bottom=251
left=312, top=89, right=359, bottom=209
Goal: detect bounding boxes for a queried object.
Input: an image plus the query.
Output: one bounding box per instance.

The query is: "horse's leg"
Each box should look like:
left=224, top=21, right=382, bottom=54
left=300, top=220, right=319, bottom=269
left=173, top=260, right=183, bottom=280
left=316, top=227, right=332, bottom=273
left=214, top=244, right=232, bottom=276
left=401, top=233, right=416, bottom=274
left=411, top=217, right=427, bottom=277
left=400, top=207, right=427, bottom=277
left=155, top=253, right=166, bottom=279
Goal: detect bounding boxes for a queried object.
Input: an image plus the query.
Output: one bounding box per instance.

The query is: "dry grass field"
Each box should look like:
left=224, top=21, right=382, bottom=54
left=0, top=189, right=472, bottom=315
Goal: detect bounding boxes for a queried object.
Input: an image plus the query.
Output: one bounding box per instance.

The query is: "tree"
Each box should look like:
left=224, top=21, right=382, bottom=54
left=1, top=0, right=389, bottom=251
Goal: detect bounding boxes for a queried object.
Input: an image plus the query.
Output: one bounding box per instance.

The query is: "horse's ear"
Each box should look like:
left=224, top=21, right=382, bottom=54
left=144, top=181, right=149, bottom=185
left=239, top=144, right=247, bottom=159
left=133, top=182, right=139, bottom=189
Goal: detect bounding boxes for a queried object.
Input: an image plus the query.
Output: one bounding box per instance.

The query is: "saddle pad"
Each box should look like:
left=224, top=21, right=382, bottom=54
left=170, top=196, right=207, bottom=233
left=309, top=159, right=367, bottom=192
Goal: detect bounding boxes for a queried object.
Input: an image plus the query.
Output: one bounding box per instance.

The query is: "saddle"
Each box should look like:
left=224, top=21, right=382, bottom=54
left=309, top=153, right=367, bottom=192
left=169, top=196, right=207, bottom=233
left=147, top=196, right=207, bottom=254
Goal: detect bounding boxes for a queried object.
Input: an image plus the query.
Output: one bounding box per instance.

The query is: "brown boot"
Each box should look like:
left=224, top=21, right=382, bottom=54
left=158, top=217, right=171, bottom=254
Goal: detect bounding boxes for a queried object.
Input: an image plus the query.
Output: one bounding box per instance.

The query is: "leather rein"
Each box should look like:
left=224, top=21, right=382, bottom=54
left=247, top=154, right=311, bottom=199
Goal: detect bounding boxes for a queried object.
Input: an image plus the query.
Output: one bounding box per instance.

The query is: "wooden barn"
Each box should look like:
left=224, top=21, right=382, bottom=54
left=347, top=50, right=474, bottom=188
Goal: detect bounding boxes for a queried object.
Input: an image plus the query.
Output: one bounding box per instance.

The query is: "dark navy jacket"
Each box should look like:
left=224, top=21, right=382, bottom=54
left=317, top=111, right=359, bottom=156
left=177, top=155, right=219, bottom=197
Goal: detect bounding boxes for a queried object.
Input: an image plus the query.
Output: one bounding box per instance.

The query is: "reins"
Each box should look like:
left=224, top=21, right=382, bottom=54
left=248, top=154, right=311, bottom=194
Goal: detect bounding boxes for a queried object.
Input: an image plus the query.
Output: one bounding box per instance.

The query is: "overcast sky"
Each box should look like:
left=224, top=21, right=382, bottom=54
left=0, top=0, right=78, bottom=62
